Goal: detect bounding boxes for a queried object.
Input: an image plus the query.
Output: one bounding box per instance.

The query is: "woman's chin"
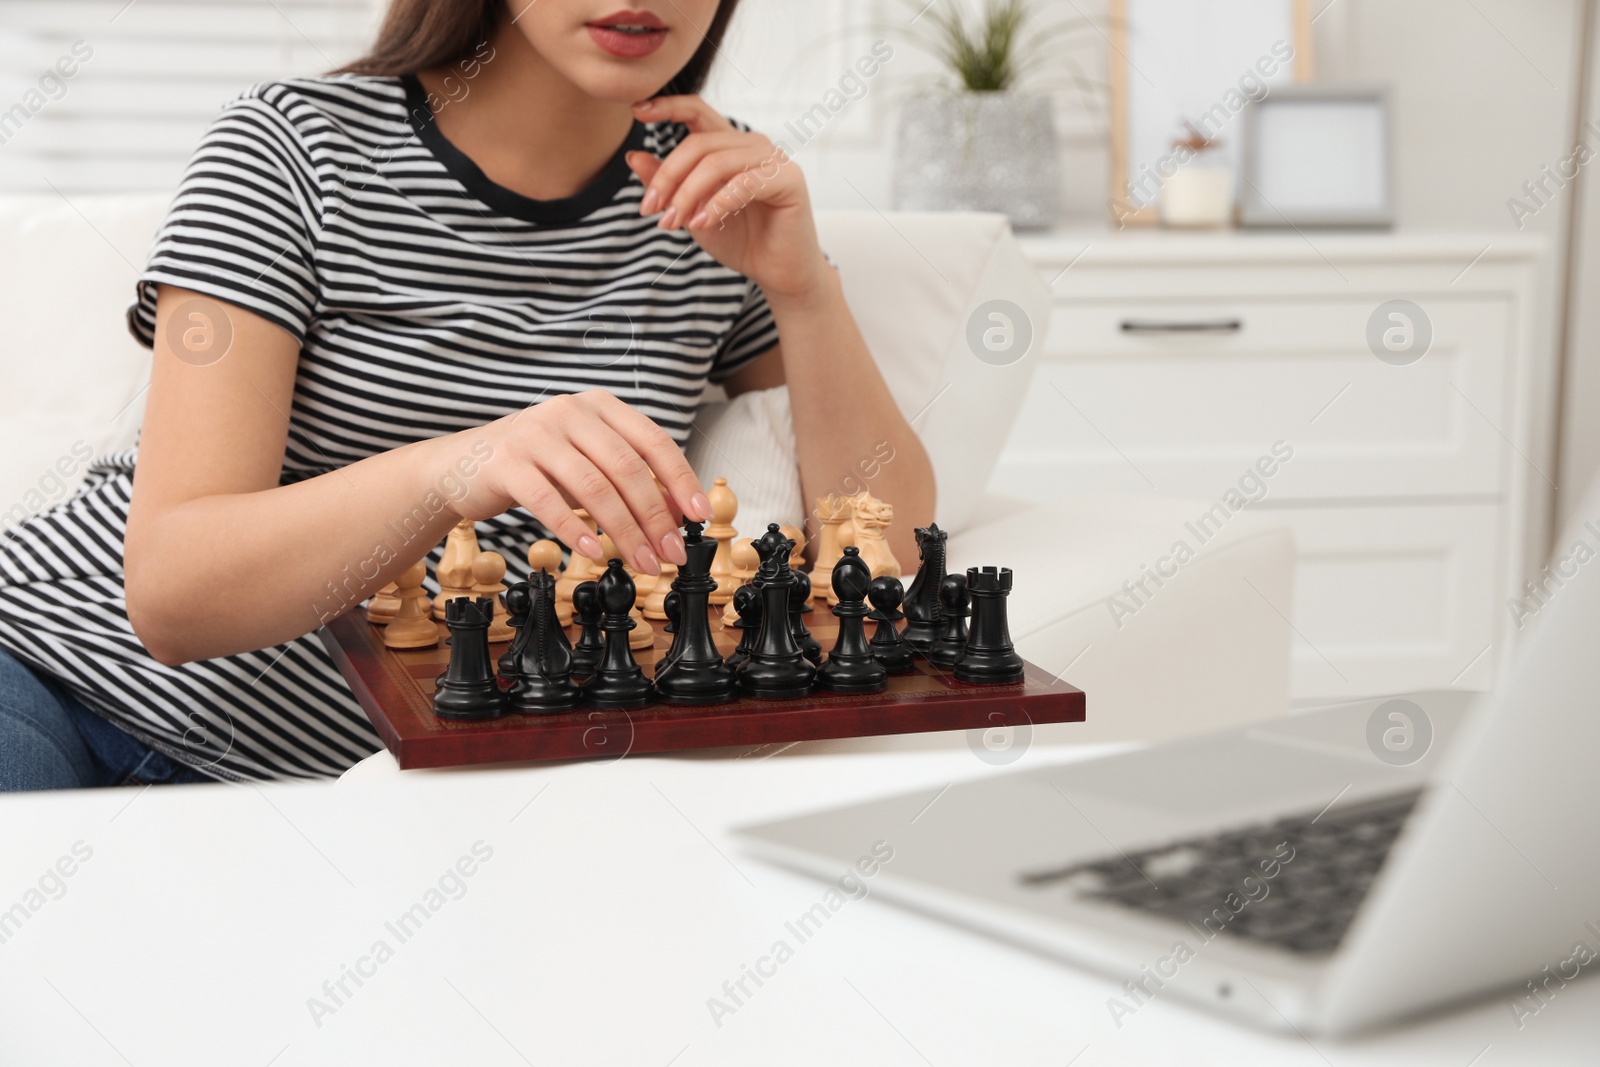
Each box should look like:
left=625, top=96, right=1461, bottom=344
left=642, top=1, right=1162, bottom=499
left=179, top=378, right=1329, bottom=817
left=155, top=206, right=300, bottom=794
left=562, top=52, right=693, bottom=103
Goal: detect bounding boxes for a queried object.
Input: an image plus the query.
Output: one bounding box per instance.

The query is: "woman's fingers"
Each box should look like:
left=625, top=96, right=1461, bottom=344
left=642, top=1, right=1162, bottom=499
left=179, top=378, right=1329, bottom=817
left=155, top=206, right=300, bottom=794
left=633, top=131, right=753, bottom=223
left=586, top=393, right=710, bottom=526
left=630, top=94, right=733, bottom=134
left=536, top=449, right=659, bottom=575
left=567, top=417, right=688, bottom=571
left=497, top=469, right=604, bottom=561
left=625, top=151, right=663, bottom=194
left=492, top=392, right=708, bottom=576
left=670, top=144, right=790, bottom=230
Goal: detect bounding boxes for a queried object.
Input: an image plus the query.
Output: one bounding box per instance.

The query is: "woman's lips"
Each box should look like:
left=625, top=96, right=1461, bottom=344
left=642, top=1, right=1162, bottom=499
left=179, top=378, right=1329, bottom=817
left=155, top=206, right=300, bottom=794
left=586, top=24, right=668, bottom=58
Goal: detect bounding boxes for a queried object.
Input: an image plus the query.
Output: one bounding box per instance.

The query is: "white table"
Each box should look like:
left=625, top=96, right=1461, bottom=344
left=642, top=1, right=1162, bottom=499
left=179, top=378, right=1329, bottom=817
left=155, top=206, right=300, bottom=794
left=1, top=739, right=1594, bottom=1065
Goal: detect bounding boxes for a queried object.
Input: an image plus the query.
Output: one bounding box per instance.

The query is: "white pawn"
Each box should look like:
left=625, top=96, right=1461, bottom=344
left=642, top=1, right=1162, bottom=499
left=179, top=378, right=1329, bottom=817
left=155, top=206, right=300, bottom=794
left=472, top=551, right=516, bottom=643
left=433, top=518, right=480, bottom=620
left=707, top=477, right=739, bottom=605
left=384, top=559, right=439, bottom=649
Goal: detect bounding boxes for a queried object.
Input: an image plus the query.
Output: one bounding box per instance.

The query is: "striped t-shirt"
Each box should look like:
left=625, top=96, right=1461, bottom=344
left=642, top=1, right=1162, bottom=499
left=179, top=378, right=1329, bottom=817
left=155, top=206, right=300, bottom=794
left=0, top=74, right=779, bottom=781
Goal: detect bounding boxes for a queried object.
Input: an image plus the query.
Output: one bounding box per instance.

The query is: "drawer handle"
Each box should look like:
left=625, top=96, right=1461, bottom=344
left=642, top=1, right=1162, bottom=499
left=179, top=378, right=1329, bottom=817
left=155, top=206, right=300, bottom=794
left=1119, top=318, right=1243, bottom=334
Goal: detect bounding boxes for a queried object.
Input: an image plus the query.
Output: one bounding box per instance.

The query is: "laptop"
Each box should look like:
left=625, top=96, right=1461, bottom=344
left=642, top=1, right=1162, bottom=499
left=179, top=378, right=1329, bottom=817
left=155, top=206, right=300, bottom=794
left=736, top=490, right=1600, bottom=1036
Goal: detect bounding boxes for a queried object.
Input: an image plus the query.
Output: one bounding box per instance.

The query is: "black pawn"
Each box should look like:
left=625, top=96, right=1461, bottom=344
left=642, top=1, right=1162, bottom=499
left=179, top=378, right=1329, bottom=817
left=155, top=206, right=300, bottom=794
left=433, top=597, right=506, bottom=721
left=816, top=547, right=887, bottom=694
left=508, top=572, right=581, bottom=713
left=583, top=561, right=654, bottom=710
left=498, top=578, right=532, bottom=679
left=866, top=576, right=915, bottom=675
left=928, top=573, right=970, bottom=670
left=570, top=580, right=605, bottom=678
left=725, top=584, right=762, bottom=671
left=790, top=569, right=823, bottom=666
left=902, top=523, right=948, bottom=653
left=654, top=520, right=736, bottom=705
left=956, top=566, right=1026, bottom=685
left=735, top=536, right=816, bottom=699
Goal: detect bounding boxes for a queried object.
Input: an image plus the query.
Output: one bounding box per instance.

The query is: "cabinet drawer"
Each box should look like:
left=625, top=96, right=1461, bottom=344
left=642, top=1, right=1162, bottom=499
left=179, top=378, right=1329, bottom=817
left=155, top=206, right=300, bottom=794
left=1263, top=503, right=1503, bottom=700
left=996, top=296, right=1514, bottom=501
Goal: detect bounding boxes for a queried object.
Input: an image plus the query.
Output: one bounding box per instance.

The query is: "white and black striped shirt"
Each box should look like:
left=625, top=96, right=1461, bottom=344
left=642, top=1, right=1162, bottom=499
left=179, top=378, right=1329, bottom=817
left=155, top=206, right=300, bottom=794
left=0, top=75, right=779, bottom=781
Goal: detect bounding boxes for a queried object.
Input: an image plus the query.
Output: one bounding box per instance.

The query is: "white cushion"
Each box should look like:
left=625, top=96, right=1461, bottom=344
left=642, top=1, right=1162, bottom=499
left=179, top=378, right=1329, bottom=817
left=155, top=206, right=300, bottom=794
left=814, top=210, right=1047, bottom=535
left=685, top=386, right=804, bottom=529
left=947, top=495, right=1296, bottom=744
left=0, top=193, right=167, bottom=525
left=686, top=211, right=1047, bottom=537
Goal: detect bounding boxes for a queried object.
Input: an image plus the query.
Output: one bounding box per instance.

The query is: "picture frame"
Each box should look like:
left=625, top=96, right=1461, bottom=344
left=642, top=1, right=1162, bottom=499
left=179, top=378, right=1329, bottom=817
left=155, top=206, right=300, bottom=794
left=1106, top=0, right=1315, bottom=227
left=1238, top=84, right=1394, bottom=229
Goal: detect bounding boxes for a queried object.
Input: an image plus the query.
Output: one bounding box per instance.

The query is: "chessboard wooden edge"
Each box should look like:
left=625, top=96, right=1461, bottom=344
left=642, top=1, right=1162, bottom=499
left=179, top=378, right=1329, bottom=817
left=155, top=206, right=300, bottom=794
left=320, top=612, right=1086, bottom=770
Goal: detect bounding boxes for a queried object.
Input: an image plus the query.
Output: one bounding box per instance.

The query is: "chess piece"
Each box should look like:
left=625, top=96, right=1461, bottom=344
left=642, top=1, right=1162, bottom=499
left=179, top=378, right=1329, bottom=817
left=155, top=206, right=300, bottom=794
left=725, top=584, right=762, bottom=671
left=383, top=558, right=439, bottom=649
left=811, top=494, right=852, bottom=599
left=789, top=569, right=823, bottom=665
left=433, top=518, right=481, bottom=619
left=928, top=573, right=971, bottom=670
left=731, top=537, right=759, bottom=581
left=847, top=493, right=900, bottom=582
left=642, top=557, right=678, bottom=620
left=555, top=510, right=603, bottom=606
left=472, top=551, right=515, bottom=643
left=866, top=575, right=915, bottom=675
left=735, top=534, right=816, bottom=698
left=507, top=572, right=581, bottom=713
left=816, top=547, right=887, bottom=693
left=629, top=561, right=659, bottom=602
left=570, top=580, right=605, bottom=678
left=752, top=522, right=789, bottom=564
left=902, top=523, right=947, bottom=652
left=720, top=538, right=761, bottom=625
left=778, top=525, right=807, bottom=569
left=707, top=477, right=740, bottom=604
left=654, top=521, right=737, bottom=705
left=583, top=560, right=654, bottom=709
left=366, top=581, right=401, bottom=625
left=497, top=574, right=533, bottom=679
left=662, top=590, right=682, bottom=637
left=528, top=539, right=570, bottom=625
left=598, top=534, right=655, bottom=650
left=955, top=566, right=1026, bottom=685
left=778, top=524, right=814, bottom=614
left=432, top=597, right=505, bottom=720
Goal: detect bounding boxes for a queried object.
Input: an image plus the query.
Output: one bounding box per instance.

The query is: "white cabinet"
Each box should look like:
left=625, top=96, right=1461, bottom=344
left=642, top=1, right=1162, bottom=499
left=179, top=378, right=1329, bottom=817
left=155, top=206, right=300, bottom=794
left=1011, top=231, right=1555, bottom=700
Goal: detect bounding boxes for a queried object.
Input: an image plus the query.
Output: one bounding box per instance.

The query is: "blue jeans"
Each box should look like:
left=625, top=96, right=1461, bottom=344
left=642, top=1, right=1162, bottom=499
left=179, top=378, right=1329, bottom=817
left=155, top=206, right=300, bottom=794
left=0, top=648, right=212, bottom=791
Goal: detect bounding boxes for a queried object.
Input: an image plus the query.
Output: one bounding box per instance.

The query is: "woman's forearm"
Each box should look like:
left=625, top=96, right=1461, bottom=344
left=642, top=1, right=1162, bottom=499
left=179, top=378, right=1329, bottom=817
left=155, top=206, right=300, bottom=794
left=125, top=431, right=484, bottom=665
left=766, top=270, right=936, bottom=567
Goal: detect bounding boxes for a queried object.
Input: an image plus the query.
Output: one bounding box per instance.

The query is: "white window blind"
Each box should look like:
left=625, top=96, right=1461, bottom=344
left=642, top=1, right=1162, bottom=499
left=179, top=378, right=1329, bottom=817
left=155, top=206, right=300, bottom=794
left=0, top=0, right=380, bottom=193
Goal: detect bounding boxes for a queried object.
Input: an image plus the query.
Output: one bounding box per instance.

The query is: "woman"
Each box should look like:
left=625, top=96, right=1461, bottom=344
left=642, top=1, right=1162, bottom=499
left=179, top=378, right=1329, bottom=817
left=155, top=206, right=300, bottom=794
left=0, top=0, right=933, bottom=789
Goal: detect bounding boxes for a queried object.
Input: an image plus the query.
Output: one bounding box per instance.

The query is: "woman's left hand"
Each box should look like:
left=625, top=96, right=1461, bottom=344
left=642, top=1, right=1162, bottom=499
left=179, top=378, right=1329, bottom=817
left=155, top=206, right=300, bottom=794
left=625, top=95, right=831, bottom=303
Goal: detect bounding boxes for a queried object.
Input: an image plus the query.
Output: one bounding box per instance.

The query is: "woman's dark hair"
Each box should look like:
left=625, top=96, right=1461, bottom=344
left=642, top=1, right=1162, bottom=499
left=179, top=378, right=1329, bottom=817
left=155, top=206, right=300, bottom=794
left=337, top=0, right=739, bottom=96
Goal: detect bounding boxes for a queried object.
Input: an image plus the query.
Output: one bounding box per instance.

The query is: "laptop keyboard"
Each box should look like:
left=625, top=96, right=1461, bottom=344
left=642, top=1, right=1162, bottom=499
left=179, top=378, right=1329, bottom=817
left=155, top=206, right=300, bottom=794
left=1019, top=790, right=1422, bottom=956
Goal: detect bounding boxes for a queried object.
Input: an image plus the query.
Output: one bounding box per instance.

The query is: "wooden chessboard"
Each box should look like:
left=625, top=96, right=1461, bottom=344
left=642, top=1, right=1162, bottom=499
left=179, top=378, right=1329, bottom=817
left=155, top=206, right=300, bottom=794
left=320, top=603, right=1085, bottom=769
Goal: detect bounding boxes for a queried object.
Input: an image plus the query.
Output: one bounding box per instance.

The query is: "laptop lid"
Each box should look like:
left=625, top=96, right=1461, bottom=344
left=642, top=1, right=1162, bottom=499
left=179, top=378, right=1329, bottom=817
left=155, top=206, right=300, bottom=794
left=1317, top=480, right=1600, bottom=1034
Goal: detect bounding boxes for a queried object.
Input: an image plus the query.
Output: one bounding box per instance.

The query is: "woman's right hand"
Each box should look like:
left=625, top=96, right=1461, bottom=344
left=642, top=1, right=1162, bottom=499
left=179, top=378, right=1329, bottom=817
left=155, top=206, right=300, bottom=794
left=439, top=390, right=710, bottom=575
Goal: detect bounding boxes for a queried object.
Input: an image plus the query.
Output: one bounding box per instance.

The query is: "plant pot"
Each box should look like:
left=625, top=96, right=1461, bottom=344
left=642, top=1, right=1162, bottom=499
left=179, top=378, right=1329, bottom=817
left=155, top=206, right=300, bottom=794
left=892, top=92, right=1062, bottom=230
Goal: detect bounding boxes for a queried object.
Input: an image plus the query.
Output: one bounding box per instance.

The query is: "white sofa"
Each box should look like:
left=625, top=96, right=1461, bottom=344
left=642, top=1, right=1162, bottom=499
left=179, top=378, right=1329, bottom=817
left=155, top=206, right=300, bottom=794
left=0, top=195, right=1293, bottom=749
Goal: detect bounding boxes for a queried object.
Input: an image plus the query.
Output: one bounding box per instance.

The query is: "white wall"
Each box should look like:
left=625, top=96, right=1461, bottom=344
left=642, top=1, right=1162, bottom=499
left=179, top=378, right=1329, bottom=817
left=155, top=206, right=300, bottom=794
left=1559, top=4, right=1600, bottom=535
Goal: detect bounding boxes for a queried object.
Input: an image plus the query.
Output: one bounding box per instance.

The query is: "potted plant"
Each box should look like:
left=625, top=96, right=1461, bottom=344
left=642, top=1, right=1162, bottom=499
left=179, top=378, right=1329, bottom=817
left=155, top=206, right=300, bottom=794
left=890, top=0, right=1100, bottom=230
